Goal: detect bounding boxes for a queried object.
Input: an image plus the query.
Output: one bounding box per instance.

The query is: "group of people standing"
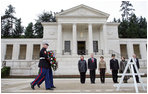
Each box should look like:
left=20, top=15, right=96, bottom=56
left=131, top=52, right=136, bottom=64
left=78, top=53, right=140, bottom=84
left=30, top=41, right=140, bottom=90
left=78, top=53, right=107, bottom=84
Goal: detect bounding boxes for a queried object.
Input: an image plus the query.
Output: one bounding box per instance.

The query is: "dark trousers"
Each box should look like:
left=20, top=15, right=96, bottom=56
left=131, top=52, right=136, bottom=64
left=38, top=68, right=54, bottom=87
left=112, top=70, right=118, bottom=83
left=100, top=68, right=105, bottom=83
left=31, top=67, right=50, bottom=89
left=134, top=68, right=139, bottom=82
left=80, top=72, right=86, bottom=83
left=90, top=69, right=96, bottom=83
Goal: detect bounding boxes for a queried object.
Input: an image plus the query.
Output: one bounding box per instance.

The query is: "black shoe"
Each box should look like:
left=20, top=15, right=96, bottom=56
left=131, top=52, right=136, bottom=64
left=30, top=83, right=35, bottom=90
left=37, top=84, right=40, bottom=88
left=46, top=88, right=54, bottom=90
left=124, top=81, right=127, bottom=83
left=137, top=81, right=140, bottom=83
left=51, top=86, right=56, bottom=88
left=101, top=82, right=105, bottom=84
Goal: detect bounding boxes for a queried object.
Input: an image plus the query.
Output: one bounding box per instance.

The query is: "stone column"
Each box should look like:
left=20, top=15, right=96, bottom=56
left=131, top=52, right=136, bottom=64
left=102, top=24, right=108, bottom=55
left=26, top=44, right=33, bottom=60
left=140, top=43, right=147, bottom=59
left=40, top=44, right=42, bottom=50
left=88, top=23, right=93, bottom=54
left=1, top=44, right=6, bottom=61
left=57, top=24, right=62, bottom=55
left=72, top=24, right=77, bottom=55
left=12, top=44, right=20, bottom=60
left=127, top=42, right=134, bottom=58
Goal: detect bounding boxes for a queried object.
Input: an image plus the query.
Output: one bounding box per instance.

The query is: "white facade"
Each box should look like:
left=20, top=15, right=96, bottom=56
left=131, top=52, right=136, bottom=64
left=1, top=4, right=147, bottom=76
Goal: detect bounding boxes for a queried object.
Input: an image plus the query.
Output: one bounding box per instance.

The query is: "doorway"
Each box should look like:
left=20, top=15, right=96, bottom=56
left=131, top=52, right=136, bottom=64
left=77, top=41, right=86, bottom=55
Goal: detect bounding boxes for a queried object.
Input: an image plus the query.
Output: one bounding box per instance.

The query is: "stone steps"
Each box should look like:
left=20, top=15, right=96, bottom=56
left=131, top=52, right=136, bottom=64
left=6, top=56, right=147, bottom=76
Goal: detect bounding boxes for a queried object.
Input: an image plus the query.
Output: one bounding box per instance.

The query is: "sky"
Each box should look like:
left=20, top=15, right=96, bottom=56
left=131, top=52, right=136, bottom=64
left=0, top=0, right=147, bottom=27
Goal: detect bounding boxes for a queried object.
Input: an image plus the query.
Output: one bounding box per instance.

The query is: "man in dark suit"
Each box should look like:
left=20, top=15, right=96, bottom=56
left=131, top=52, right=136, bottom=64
left=132, top=54, right=140, bottom=83
left=110, top=54, right=119, bottom=83
left=88, top=53, right=97, bottom=84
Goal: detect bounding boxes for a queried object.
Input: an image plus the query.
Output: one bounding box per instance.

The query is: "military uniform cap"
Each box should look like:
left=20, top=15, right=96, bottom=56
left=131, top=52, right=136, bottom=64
left=42, top=41, right=49, bottom=46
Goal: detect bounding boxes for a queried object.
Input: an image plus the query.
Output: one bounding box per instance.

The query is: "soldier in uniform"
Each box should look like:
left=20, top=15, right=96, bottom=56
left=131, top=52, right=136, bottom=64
left=37, top=65, right=56, bottom=88
left=30, top=42, right=53, bottom=90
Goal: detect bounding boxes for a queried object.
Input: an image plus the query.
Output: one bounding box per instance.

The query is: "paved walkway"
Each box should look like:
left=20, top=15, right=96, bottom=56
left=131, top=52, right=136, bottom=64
left=1, top=78, right=147, bottom=93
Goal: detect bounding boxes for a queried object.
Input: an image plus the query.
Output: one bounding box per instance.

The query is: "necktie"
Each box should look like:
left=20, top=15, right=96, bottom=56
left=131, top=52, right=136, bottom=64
left=92, top=58, right=94, bottom=62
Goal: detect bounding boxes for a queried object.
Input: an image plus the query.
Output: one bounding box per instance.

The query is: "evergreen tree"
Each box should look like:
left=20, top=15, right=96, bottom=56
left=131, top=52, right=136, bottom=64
left=13, top=18, right=24, bottom=38
left=127, top=14, right=139, bottom=38
left=113, top=18, right=117, bottom=22
left=34, top=11, right=56, bottom=38
left=25, top=22, right=34, bottom=38
left=138, top=16, right=147, bottom=38
left=38, top=11, right=56, bottom=22
left=120, top=1, right=135, bottom=20
left=2, top=23, right=11, bottom=38
left=118, top=18, right=129, bottom=38
left=34, top=22, right=43, bottom=38
left=117, top=1, right=147, bottom=38
left=1, top=4, right=16, bottom=37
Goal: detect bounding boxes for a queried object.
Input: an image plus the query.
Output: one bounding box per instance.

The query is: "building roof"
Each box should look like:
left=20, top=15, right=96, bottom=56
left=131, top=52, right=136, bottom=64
left=56, top=4, right=110, bottom=18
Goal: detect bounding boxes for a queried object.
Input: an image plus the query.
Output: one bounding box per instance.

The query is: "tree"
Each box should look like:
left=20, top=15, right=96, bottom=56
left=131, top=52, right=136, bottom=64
left=37, top=11, right=56, bottom=22
left=34, top=11, right=56, bottom=38
left=5, top=5, right=15, bottom=15
left=1, top=4, right=17, bottom=37
left=138, top=16, right=147, bottom=38
left=120, top=1, right=135, bottom=20
left=24, top=22, right=34, bottom=38
left=34, top=22, right=43, bottom=38
left=116, top=1, right=147, bottom=38
left=127, top=14, right=139, bottom=38
left=1, top=23, right=11, bottom=38
left=117, top=13, right=147, bottom=38
left=13, top=18, right=24, bottom=38
left=4, top=4, right=16, bottom=28
left=118, top=18, right=129, bottom=38
left=1, top=4, right=25, bottom=38
left=113, top=18, right=117, bottom=22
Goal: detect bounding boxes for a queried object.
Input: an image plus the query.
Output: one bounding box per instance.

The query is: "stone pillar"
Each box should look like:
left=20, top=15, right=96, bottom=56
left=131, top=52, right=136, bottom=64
left=72, top=24, right=77, bottom=55
left=57, top=24, right=62, bottom=55
left=127, top=42, right=134, bottom=58
left=12, top=44, right=20, bottom=60
left=40, top=44, right=42, bottom=50
left=1, top=44, right=6, bottom=61
left=102, top=24, right=108, bottom=55
left=140, top=43, right=147, bottom=59
left=26, top=44, right=33, bottom=60
left=88, top=23, right=93, bottom=54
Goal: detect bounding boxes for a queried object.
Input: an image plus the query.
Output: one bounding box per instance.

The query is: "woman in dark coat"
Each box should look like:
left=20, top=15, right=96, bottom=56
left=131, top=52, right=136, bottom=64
left=78, top=55, right=87, bottom=84
left=119, top=57, right=130, bottom=83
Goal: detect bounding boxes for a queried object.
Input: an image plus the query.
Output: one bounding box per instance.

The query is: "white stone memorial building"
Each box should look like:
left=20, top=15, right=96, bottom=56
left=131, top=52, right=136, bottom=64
left=1, top=4, right=147, bottom=76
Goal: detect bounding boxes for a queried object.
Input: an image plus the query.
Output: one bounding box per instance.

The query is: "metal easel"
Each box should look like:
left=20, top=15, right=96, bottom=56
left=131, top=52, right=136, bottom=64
left=114, top=57, right=146, bottom=93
